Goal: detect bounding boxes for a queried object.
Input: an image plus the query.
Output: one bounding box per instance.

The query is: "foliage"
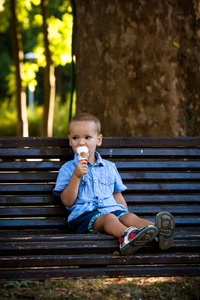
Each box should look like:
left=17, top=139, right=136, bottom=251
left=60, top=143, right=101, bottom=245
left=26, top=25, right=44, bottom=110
left=0, top=97, right=17, bottom=136
left=34, top=1, right=73, bottom=68
left=0, top=0, right=74, bottom=136
left=53, top=94, right=71, bottom=137
left=0, top=277, right=199, bottom=299
left=29, top=0, right=73, bottom=90
left=0, top=93, right=75, bottom=137
left=3, top=280, right=33, bottom=289
left=23, top=62, right=39, bottom=92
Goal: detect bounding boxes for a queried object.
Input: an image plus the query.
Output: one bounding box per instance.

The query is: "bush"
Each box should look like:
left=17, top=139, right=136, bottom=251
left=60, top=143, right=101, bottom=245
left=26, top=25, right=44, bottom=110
left=53, top=95, right=70, bottom=137
left=0, top=97, right=17, bottom=136
left=28, top=106, right=43, bottom=137
left=53, top=93, right=76, bottom=137
left=0, top=93, right=76, bottom=137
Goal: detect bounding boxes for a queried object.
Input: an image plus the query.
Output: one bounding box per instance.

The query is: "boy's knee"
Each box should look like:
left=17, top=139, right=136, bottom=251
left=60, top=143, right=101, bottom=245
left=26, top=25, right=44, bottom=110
left=120, top=212, right=133, bottom=220
left=93, top=213, right=117, bottom=231
left=103, top=213, right=118, bottom=222
left=119, top=212, right=141, bottom=224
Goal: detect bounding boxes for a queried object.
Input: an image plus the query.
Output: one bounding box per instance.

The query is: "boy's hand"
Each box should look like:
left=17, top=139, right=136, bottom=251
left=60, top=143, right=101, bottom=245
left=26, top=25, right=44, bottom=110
left=74, top=160, right=88, bottom=179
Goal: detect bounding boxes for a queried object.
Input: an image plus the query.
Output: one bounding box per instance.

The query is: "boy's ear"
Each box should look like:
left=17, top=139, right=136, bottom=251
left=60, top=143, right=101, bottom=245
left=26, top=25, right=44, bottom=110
left=97, top=134, right=103, bottom=146
left=68, top=134, right=72, bottom=146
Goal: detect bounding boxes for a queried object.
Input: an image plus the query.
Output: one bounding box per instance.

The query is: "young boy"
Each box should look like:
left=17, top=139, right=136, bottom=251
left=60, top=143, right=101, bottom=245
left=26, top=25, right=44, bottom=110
left=53, top=113, right=175, bottom=255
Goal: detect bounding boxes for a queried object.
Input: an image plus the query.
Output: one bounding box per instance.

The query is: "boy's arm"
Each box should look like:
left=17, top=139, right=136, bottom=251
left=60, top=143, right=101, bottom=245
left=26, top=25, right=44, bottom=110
left=60, top=160, right=88, bottom=207
left=113, top=192, right=129, bottom=212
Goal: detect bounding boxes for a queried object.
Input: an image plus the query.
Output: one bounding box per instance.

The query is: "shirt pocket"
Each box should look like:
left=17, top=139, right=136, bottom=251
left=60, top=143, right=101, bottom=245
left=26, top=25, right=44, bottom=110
left=98, top=176, right=115, bottom=196
left=77, top=180, right=87, bottom=198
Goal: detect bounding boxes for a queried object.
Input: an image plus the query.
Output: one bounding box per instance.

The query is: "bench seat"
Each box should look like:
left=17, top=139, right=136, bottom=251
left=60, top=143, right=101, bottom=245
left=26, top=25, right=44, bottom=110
left=0, top=137, right=200, bottom=280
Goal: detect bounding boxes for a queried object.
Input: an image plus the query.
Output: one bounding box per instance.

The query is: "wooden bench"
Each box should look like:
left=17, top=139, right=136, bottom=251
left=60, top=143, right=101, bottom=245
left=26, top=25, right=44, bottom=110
left=0, top=137, right=200, bottom=281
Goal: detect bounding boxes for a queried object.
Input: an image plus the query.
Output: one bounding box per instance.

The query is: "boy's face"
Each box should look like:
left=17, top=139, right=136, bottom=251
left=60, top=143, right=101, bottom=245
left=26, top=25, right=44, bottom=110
left=68, top=121, right=103, bottom=162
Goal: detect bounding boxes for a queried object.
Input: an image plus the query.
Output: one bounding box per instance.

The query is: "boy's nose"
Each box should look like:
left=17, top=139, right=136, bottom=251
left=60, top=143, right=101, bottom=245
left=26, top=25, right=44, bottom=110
left=78, top=139, right=85, bottom=146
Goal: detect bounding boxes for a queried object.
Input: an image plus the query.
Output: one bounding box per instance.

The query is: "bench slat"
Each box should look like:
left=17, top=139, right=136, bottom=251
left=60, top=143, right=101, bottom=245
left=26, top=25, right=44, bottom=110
left=0, top=195, right=58, bottom=205
left=0, top=148, right=73, bottom=158
left=1, top=137, right=200, bottom=147
left=1, top=265, right=200, bottom=281
left=125, top=183, right=200, bottom=192
left=0, top=233, right=115, bottom=241
left=1, top=253, right=199, bottom=268
left=0, top=240, right=199, bottom=256
left=0, top=218, right=67, bottom=228
left=1, top=160, right=199, bottom=171
left=1, top=183, right=200, bottom=194
left=1, top=205, right=199, bottom=217
left=121, top=172, right=200, bottom=181
left=115, top=161, right=200, bottom=170
left=1, top=147, right=200, bottom=158
left=0, top=238, right=199, bottom=251
left=124, top=194, right=200, bottom=203
left=99, top=148, right=200, bottom=157
left=0, top=184, right=55, bottom=194
left=0, top=217, right=199, bottom=228
left=0, top=207, right=66, bottom=217
left=1, top=171, right=200, bottom=183
left=0, top=173, right=57, bottom=183
left=0, top=161, right=62, bottom=171
left=0, top=227, right=199, bottom=240
left=1, top=194, right=199, bottom=206
left=0, top=137, right=69, bottom=148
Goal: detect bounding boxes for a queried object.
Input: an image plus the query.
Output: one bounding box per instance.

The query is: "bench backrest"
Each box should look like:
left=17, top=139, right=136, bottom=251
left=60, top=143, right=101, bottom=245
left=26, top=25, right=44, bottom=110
left=0, top=137, right=200, bottom=233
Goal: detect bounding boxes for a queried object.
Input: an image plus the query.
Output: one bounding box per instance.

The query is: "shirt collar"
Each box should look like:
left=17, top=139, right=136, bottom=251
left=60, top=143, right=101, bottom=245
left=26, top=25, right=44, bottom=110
left=74, top=151, right=105, bottom=166
left=94, top=151, right=105, bottom=166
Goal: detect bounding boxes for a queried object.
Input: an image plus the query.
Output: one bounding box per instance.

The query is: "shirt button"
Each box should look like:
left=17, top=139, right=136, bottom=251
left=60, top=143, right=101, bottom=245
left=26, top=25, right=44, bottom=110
left=91, top=168, right=94, bottom=171
left=99, top=200, right=102, bottom=203
left=94, top=180, right=97, bottom=183
left=96, top=194, right=98, bottom=197
left=105, top=181, right=108, bottom=184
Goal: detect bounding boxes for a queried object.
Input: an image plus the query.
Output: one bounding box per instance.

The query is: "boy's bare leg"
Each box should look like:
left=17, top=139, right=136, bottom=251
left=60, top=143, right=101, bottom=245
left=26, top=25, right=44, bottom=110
left=92, top=213, right=127, bottom=238
left=120, top=213, right=154, bottom=228
left=93, top=213, right=158, bottom=255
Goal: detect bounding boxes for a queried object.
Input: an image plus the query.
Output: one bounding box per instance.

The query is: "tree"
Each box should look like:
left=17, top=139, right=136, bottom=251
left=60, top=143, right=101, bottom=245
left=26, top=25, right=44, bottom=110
left=10, top=0, right=28, bottom=136
left=41, top=0, right=55, bottom=137
left=73, top=0, right=200, bottom=137
left=33, top=0, right=73, bottom=136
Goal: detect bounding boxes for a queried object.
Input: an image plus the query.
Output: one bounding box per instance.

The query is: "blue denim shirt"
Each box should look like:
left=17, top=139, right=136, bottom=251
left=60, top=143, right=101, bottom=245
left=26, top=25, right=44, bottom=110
left=53, top=151, right=127, bottom=222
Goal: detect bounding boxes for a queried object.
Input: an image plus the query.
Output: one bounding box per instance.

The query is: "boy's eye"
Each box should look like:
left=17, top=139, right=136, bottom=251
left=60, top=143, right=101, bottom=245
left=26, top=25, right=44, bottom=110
left=72, top=137, right=78, bottom=140
left=85, top=136, right=91, bottom=140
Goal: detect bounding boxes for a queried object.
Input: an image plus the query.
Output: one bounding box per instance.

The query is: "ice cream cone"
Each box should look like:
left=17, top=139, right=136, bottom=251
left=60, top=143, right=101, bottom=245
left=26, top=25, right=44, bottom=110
left=76, top=146, right=89, bottom=180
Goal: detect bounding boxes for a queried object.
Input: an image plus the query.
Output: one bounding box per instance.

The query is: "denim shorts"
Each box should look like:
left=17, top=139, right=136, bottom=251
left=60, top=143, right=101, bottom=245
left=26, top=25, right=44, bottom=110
left=68, top=209, right=128, bottom=233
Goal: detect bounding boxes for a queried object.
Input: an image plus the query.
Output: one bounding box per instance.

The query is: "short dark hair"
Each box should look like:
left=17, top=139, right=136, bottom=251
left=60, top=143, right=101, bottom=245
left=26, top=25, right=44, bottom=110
left=68, top=113, right=101, bottom=134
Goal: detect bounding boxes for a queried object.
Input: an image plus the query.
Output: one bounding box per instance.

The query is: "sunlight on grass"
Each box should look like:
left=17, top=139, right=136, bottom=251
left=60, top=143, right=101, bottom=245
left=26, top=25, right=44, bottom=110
left=0, top=277, right=199, bottom=300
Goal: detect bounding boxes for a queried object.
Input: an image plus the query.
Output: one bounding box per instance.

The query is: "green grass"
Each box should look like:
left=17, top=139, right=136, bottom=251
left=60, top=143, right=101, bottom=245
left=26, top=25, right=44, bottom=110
left=0, top=277, right=199, bottom=300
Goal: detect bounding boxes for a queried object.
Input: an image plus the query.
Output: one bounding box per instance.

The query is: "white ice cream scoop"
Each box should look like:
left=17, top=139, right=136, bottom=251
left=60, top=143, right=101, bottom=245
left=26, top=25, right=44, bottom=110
left=76, top=146, right=89, bottom=160
left=76, top=146, right=89, bottom=179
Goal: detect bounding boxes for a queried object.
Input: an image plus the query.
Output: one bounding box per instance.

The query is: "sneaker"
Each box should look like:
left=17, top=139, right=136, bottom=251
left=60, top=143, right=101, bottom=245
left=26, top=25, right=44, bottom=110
left=155, top=211, right=175, bottom=250
left=119, top=225, right=158, bottom=255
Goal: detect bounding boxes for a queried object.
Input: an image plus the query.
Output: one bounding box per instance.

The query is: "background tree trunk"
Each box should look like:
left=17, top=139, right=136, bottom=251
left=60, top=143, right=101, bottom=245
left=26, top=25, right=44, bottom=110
left=10, top=0, right=28, bottom=137
left=41, top=0, right=55, bottom=137
left=73, top=0, right=200, bottom=137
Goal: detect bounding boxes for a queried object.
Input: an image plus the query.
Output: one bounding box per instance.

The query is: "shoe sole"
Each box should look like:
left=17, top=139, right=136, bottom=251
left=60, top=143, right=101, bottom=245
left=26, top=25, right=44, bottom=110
left=120, top=226, right=158, bottom=255
left=155, top=211, right=175, bottom=250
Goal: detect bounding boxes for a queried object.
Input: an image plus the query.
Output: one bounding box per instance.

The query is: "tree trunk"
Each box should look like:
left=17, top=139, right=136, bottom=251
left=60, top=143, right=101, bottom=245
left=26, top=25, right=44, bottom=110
left=10, top=0, right=28, bottom=137
left=41, top=0, right=55, bottom=137
left=73, top=0, right=200, bottom=137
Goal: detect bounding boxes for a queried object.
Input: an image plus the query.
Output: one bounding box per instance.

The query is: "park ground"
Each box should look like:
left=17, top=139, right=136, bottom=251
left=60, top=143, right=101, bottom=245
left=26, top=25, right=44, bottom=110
left=0, top=276, right=199, bottom=299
